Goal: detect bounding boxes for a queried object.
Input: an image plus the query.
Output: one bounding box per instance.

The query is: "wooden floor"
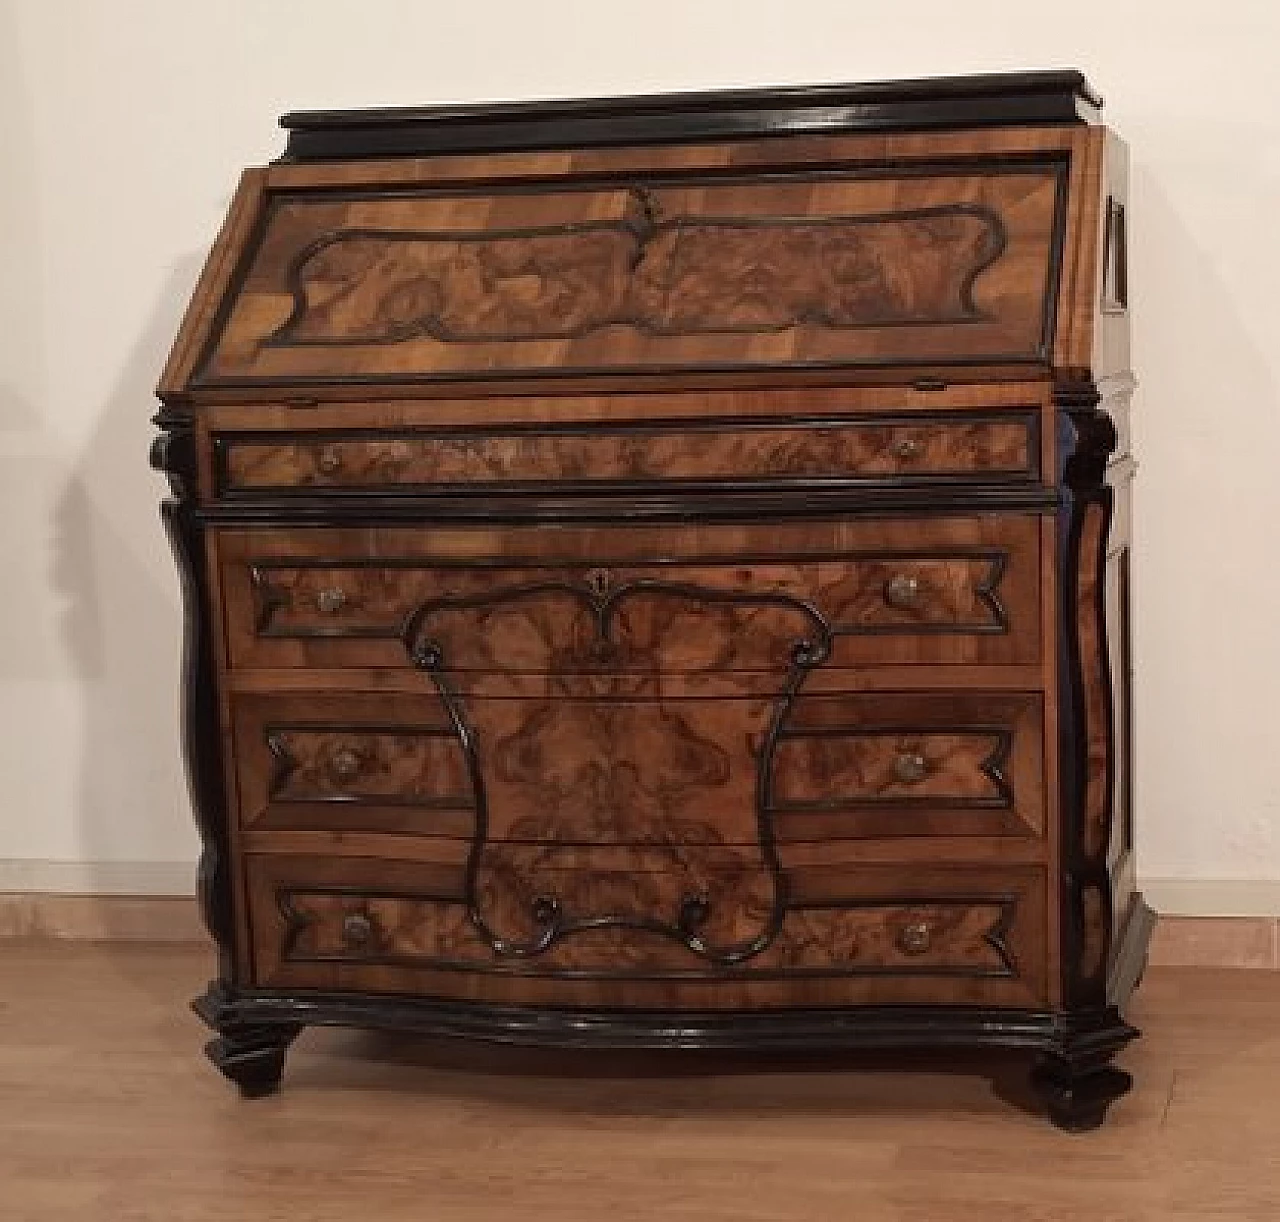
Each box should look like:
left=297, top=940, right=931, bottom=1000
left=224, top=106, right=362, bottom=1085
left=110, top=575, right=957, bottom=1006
left=2, top=943, right=1279, bottom=1221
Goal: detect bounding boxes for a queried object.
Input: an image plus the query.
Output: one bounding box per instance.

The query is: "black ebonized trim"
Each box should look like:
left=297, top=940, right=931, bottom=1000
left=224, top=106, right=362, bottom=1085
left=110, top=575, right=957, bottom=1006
left=192, top=987, right=301, bottom=1098
left=152, top=410, right=238, bottom=985
left=193, top=486, right=1063, bottom=526
left=1102, top=197, right=1129, bottom=314
left=1054, top=386, right=1119, bottom=1010
left=277, top=71, right=1101, bottom=162
left=196, top=987, right=1134, bottom=1056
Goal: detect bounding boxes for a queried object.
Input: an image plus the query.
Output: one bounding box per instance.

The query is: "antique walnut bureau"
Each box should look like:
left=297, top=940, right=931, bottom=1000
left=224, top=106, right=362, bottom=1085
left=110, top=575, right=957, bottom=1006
left=153, top=70, right=1150, bottom=1129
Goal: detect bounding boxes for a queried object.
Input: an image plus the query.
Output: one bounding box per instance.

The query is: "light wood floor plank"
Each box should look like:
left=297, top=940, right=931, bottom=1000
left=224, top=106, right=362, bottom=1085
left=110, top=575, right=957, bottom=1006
left=0, top=943, right=1277, bottom=1221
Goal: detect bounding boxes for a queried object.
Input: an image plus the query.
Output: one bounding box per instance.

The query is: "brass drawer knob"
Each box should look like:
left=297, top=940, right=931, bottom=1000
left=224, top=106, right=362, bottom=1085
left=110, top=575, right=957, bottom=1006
left=330, top=747, right=363, bottom=782
left=316, top=447, right=344, bottom=476
left=883, top=572, right=922, bottom=609
left=342, top=912, right=374, bottom=947
left=893, top=751, right=928, bottom=785
left=315, top=588, right=348, bottom=614
left=897, top=920, right=933, bottom=956
left=892, top=435, right=923, bottom=461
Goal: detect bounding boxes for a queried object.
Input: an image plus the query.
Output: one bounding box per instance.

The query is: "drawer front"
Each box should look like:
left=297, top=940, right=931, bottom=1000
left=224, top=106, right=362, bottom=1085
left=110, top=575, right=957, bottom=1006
left=229, top=691, right=1042, bottom=844
left=219, top=516, right=1041, bottom=670
left=194, top=165, right=1065, bottom=387
left=247, top=854, right=1047, bottom=1008
left=216, top=411, right=1038, bottom=495
left=231, top=693, right=474, bottom=838
left=773, top=692, right=1044, bottom=839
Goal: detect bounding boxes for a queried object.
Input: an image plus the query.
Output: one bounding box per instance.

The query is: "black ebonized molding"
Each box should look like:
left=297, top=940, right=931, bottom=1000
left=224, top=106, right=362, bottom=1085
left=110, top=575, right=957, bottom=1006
left=277, top=71, right=1101, bottom=162
left=195, top=982, right=1138, bottom=1059
left=152, top=409, right=237, bottom=986
left=1053, top=385, right=1118, bottom=1011
left=191, top=485, right=1062, bottom=527
left=192, top=986, right=301, bottom=1098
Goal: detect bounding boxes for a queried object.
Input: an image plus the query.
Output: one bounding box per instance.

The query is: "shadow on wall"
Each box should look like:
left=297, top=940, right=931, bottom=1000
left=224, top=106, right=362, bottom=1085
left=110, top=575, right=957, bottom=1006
left=53, top=260, right=206, bottom=889
left=1129, top=160, right=1280, bottom=876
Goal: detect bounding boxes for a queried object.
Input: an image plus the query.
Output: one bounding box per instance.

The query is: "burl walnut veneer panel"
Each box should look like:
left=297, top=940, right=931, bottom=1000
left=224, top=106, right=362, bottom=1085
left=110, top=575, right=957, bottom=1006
left=218, top=411, right=1037, bottom=494
left=218, top=514, right=1040, bottom=671
left=246, top=853, right=1047, bottom=1009
left=228, top=688, right=1043, bottom=847
left=196, top=170, right=1063, bottom=387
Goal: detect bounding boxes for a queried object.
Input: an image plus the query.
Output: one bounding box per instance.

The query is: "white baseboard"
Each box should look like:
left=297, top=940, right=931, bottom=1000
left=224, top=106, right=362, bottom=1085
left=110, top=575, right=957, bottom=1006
left=0, top=859, right=195, bottom=896
left=1140, top=878, right=1280, bottom=918
left=1, top=861, right=1279, bottom=917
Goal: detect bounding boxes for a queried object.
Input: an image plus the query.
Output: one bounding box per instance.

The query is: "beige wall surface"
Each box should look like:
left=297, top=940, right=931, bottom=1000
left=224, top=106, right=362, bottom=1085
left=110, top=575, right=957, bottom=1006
left=1, top=0, right=1278, bottom=910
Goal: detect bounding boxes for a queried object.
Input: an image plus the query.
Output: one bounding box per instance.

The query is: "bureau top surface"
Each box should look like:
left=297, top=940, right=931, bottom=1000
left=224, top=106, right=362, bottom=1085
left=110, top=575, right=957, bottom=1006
left=279, top=70, right=1102, bottom=161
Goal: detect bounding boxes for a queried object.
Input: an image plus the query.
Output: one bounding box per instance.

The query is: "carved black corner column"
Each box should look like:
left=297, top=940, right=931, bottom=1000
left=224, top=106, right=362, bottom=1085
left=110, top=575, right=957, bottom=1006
left=152, top=408, right=237, bottom=985
left=1035, top=383, right=1137, bottom=1131
left=154, top=408, right=302, bottom=1094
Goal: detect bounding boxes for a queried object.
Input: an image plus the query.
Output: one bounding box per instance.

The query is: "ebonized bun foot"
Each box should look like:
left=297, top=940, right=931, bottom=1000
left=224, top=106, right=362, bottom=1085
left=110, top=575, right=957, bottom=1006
left=194, top=982, right=301, bottom=1098
left=1031, top=1052, right=1133, bottom=1132
left=204, top=1028, right=299, bottom=1098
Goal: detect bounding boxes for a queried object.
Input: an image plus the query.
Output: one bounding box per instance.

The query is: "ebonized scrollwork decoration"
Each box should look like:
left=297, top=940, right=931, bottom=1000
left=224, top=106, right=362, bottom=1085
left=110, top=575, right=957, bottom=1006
left=401, top=578, right=833, bottom=966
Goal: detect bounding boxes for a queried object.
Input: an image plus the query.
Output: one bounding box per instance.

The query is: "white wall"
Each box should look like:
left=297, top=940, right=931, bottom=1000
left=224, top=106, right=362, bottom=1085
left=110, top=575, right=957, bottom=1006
left=3, top=0, right=1279, bottom=910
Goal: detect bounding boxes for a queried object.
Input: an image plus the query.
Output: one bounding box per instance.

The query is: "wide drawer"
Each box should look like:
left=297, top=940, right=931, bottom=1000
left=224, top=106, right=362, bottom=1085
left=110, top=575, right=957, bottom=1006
left=246, top=854, right=1047, bottom=1008
left=229, top=690, right=1044, bottom=843
left=218, top=515, right=1041, bottom=670
left=215, top=410, right=1038, bottom=495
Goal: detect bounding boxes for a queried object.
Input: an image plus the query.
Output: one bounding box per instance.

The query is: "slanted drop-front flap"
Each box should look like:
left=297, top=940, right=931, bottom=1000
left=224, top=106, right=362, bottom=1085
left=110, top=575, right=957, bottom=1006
left=177, top=161, right=1069, bottom=393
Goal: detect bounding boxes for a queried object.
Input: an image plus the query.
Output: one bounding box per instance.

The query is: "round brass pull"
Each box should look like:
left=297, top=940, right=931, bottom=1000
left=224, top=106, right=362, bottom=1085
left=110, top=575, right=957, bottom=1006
left=315, top=588, right=348, bottom=614
left=883, top=572, right=923, bottom=609
left=893, top=751, right=929, bottom=785
left=316, top=447, right=344, bottom=476
left=897, top=920, right=933, bottom=956
left=330, top=747, right=363, bottom=782
left=892, top=435, right=923, bottom=461
left=342, top=912, right=373, bottom=947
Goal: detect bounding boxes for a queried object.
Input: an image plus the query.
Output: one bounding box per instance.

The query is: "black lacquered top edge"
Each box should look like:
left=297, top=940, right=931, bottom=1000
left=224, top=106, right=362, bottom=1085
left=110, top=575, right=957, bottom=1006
left=277, top=69, right=1102, bottom=163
